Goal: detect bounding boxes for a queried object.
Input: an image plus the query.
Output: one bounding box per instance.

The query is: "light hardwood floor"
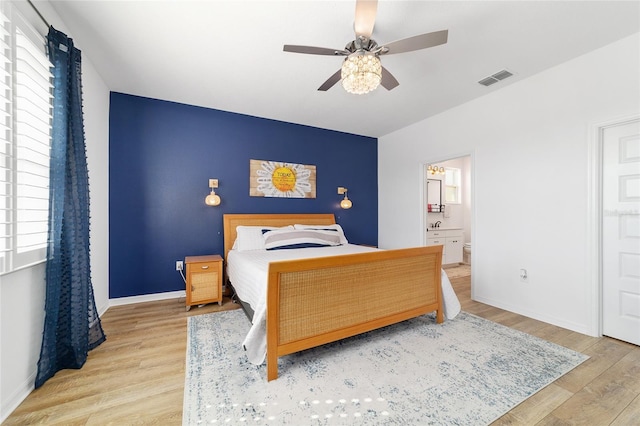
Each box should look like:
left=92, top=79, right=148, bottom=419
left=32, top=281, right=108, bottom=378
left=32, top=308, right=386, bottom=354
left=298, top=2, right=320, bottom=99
left=5, top=273, right=640, bottom=425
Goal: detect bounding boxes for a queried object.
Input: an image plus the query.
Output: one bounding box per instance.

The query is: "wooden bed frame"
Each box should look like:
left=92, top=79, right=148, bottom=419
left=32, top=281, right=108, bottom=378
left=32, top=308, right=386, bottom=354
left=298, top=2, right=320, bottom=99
left=223, top=213, right=444, bottom=381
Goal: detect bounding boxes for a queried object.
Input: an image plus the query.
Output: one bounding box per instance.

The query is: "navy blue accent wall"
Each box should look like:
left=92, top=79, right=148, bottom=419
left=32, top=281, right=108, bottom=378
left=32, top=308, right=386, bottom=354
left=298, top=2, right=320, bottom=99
left=109, top=92, right=378, bottom=298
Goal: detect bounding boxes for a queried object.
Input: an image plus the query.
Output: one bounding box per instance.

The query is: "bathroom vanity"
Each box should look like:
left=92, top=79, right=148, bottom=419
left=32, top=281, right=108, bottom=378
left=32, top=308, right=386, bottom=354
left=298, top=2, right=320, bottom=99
left=425, top=228, right=463, bottom=265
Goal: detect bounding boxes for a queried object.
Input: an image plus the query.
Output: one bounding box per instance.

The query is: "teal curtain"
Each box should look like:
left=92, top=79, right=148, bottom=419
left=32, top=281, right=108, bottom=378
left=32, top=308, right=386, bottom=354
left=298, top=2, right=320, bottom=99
left=36, top=27, right=106, bottom=388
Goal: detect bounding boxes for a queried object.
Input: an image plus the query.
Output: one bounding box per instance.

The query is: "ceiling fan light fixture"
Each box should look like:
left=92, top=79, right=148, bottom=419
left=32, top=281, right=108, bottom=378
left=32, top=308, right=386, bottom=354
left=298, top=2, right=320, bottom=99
left=341, top=52, right=381, bottom=95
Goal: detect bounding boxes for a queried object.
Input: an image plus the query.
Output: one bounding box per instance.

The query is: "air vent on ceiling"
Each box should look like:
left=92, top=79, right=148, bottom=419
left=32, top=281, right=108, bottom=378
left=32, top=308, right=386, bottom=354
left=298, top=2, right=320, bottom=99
left=478, top=69, right=514, bottom=87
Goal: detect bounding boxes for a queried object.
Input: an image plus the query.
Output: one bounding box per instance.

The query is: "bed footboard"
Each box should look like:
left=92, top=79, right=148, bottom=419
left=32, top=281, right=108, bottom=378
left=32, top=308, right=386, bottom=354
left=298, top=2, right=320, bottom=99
left=266, top=245, right=443, bottom=381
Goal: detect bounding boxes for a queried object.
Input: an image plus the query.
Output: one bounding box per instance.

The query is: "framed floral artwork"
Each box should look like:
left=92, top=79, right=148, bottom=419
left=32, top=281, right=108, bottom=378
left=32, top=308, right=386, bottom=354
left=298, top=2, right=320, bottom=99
left=249, top=159, right=316, bottom=198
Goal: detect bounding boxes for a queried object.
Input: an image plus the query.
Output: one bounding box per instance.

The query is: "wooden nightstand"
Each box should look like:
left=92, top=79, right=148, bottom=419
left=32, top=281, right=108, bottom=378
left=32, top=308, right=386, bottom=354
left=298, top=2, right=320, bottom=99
left=185, top=255, right=223, bottom=311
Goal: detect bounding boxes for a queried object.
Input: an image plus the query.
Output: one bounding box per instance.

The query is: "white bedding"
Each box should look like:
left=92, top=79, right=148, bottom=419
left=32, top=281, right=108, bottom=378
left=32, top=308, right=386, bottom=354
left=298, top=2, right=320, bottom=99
left=227, top=244, right=461, bottom=365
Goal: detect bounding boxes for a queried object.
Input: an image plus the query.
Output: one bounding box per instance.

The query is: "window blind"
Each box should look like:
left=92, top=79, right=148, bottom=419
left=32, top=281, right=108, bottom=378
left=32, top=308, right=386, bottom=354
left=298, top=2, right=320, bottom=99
left=0, top=7, right=13, bottom=273
left=0, top=2, right=52, bottom=274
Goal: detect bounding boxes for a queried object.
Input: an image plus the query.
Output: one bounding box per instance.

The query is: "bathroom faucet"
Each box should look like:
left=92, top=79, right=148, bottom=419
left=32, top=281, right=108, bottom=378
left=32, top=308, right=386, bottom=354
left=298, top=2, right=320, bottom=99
left=434, top=221, right=441, bottom=228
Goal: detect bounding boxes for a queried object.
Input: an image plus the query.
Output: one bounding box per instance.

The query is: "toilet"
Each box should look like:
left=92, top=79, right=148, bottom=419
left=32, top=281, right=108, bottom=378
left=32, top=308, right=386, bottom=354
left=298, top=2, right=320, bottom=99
left=463, top=242, right=471, bottom=265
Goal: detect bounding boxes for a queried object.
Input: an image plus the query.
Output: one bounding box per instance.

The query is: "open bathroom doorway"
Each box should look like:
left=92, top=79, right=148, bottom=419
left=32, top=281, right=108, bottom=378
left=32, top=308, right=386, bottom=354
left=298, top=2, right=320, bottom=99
left=423, top=154, right=473, bottom=282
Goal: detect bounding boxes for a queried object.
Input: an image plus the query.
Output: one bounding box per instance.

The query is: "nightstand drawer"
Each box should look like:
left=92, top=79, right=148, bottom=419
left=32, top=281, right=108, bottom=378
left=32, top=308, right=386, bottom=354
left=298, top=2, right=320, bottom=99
left=188, top=261, right=219, bottom=273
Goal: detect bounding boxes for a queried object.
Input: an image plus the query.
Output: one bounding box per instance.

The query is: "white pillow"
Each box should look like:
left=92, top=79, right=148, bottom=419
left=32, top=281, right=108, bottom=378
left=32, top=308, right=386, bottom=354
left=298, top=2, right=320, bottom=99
left=293, top=223, right=348, bottom=245
left=234, top=225, right=293, bottom=251
left=263, top=228, right=342, bottom=250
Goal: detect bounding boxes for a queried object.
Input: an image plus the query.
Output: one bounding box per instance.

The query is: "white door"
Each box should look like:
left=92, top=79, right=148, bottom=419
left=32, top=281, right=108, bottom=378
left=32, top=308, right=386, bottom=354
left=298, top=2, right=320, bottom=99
left=602, top=119, right=640, bottom=346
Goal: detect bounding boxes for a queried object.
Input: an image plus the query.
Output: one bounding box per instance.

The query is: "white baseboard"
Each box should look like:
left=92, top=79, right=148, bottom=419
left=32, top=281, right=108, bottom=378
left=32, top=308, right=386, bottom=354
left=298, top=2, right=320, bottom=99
left=108, top=290, right=186, bottom=307
left=97, top=299, right=110, bottom=317
left=473, top=295, right=594, bottom=336
left=0, top=371, right=35, bottom=424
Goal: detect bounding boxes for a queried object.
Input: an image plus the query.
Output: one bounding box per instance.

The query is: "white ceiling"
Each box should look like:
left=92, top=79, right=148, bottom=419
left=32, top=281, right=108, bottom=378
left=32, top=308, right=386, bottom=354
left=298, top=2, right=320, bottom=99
left=44, top=0, right=639, bottom=138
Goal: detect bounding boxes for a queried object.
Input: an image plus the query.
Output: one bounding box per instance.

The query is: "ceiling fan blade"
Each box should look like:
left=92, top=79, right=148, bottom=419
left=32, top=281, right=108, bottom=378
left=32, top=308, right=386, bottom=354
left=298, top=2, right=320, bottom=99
left=354, top=0, right=378, bottom=39
left=380, top=67, right=399, bottom=90
left=380, top=30, right=448, bottom=55
left=283, top=45, right=348, bottom=56
left=318, top=69, right=342, bottom=91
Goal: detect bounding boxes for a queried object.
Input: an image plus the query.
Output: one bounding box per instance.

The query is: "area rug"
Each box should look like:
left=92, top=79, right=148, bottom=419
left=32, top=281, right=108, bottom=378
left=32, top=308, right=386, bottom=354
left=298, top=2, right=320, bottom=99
left=183, top=310, right=587, bottom=425
left=444, top=264, right=471, bottom=279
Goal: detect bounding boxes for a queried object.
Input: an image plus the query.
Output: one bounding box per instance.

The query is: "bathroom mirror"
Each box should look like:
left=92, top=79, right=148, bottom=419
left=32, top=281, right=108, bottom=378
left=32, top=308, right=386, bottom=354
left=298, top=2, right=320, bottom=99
left=427, top=179, right=442, bottom=210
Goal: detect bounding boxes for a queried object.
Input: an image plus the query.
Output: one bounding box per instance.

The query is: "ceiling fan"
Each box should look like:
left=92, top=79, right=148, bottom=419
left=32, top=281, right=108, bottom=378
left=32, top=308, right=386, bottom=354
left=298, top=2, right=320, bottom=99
left=283, top=0, right=448, bottom=94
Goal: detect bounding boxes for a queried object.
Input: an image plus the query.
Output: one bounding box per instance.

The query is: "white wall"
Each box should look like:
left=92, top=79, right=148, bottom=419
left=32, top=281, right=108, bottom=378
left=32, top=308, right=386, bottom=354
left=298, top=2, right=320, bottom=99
left=0, top=1, right=110, bottom=421
left=379, top=33, right=640, bottom=336
left=84, top=45, right=111, bottom=317
left=0, top=264, right=46, bottom=421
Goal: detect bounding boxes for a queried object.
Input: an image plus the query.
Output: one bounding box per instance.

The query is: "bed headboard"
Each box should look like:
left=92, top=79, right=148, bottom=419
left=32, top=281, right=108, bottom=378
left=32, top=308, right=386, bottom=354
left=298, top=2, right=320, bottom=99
left=222, top=213, right=336, bottom=261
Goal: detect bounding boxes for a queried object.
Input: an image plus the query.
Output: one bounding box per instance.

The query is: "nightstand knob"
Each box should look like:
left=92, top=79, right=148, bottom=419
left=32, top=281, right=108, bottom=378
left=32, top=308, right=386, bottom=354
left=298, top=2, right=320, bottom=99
left=201, top=265, right=209, bottom=269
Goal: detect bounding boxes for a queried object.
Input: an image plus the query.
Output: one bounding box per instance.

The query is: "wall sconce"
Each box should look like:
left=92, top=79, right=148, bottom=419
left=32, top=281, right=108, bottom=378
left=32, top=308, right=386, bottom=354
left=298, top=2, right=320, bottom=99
left=337, top=187, right=352, bottom=209
left=205, top=179, right=221, bottom=206
left=428, top=165, right=445, bottom=175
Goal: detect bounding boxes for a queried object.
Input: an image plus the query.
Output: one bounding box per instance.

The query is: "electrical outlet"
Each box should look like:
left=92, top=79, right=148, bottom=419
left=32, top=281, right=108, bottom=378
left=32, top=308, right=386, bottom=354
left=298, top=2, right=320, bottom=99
left=176, top=261, right=183, bottom=271
left=519, top=268, right=528, bottom=282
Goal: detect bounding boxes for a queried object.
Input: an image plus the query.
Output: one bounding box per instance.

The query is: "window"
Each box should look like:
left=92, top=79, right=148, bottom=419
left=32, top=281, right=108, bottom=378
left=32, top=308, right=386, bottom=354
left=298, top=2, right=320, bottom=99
left=444, top=167, right=461, bottom=204
left=0, top=3, right=52, bottom=274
